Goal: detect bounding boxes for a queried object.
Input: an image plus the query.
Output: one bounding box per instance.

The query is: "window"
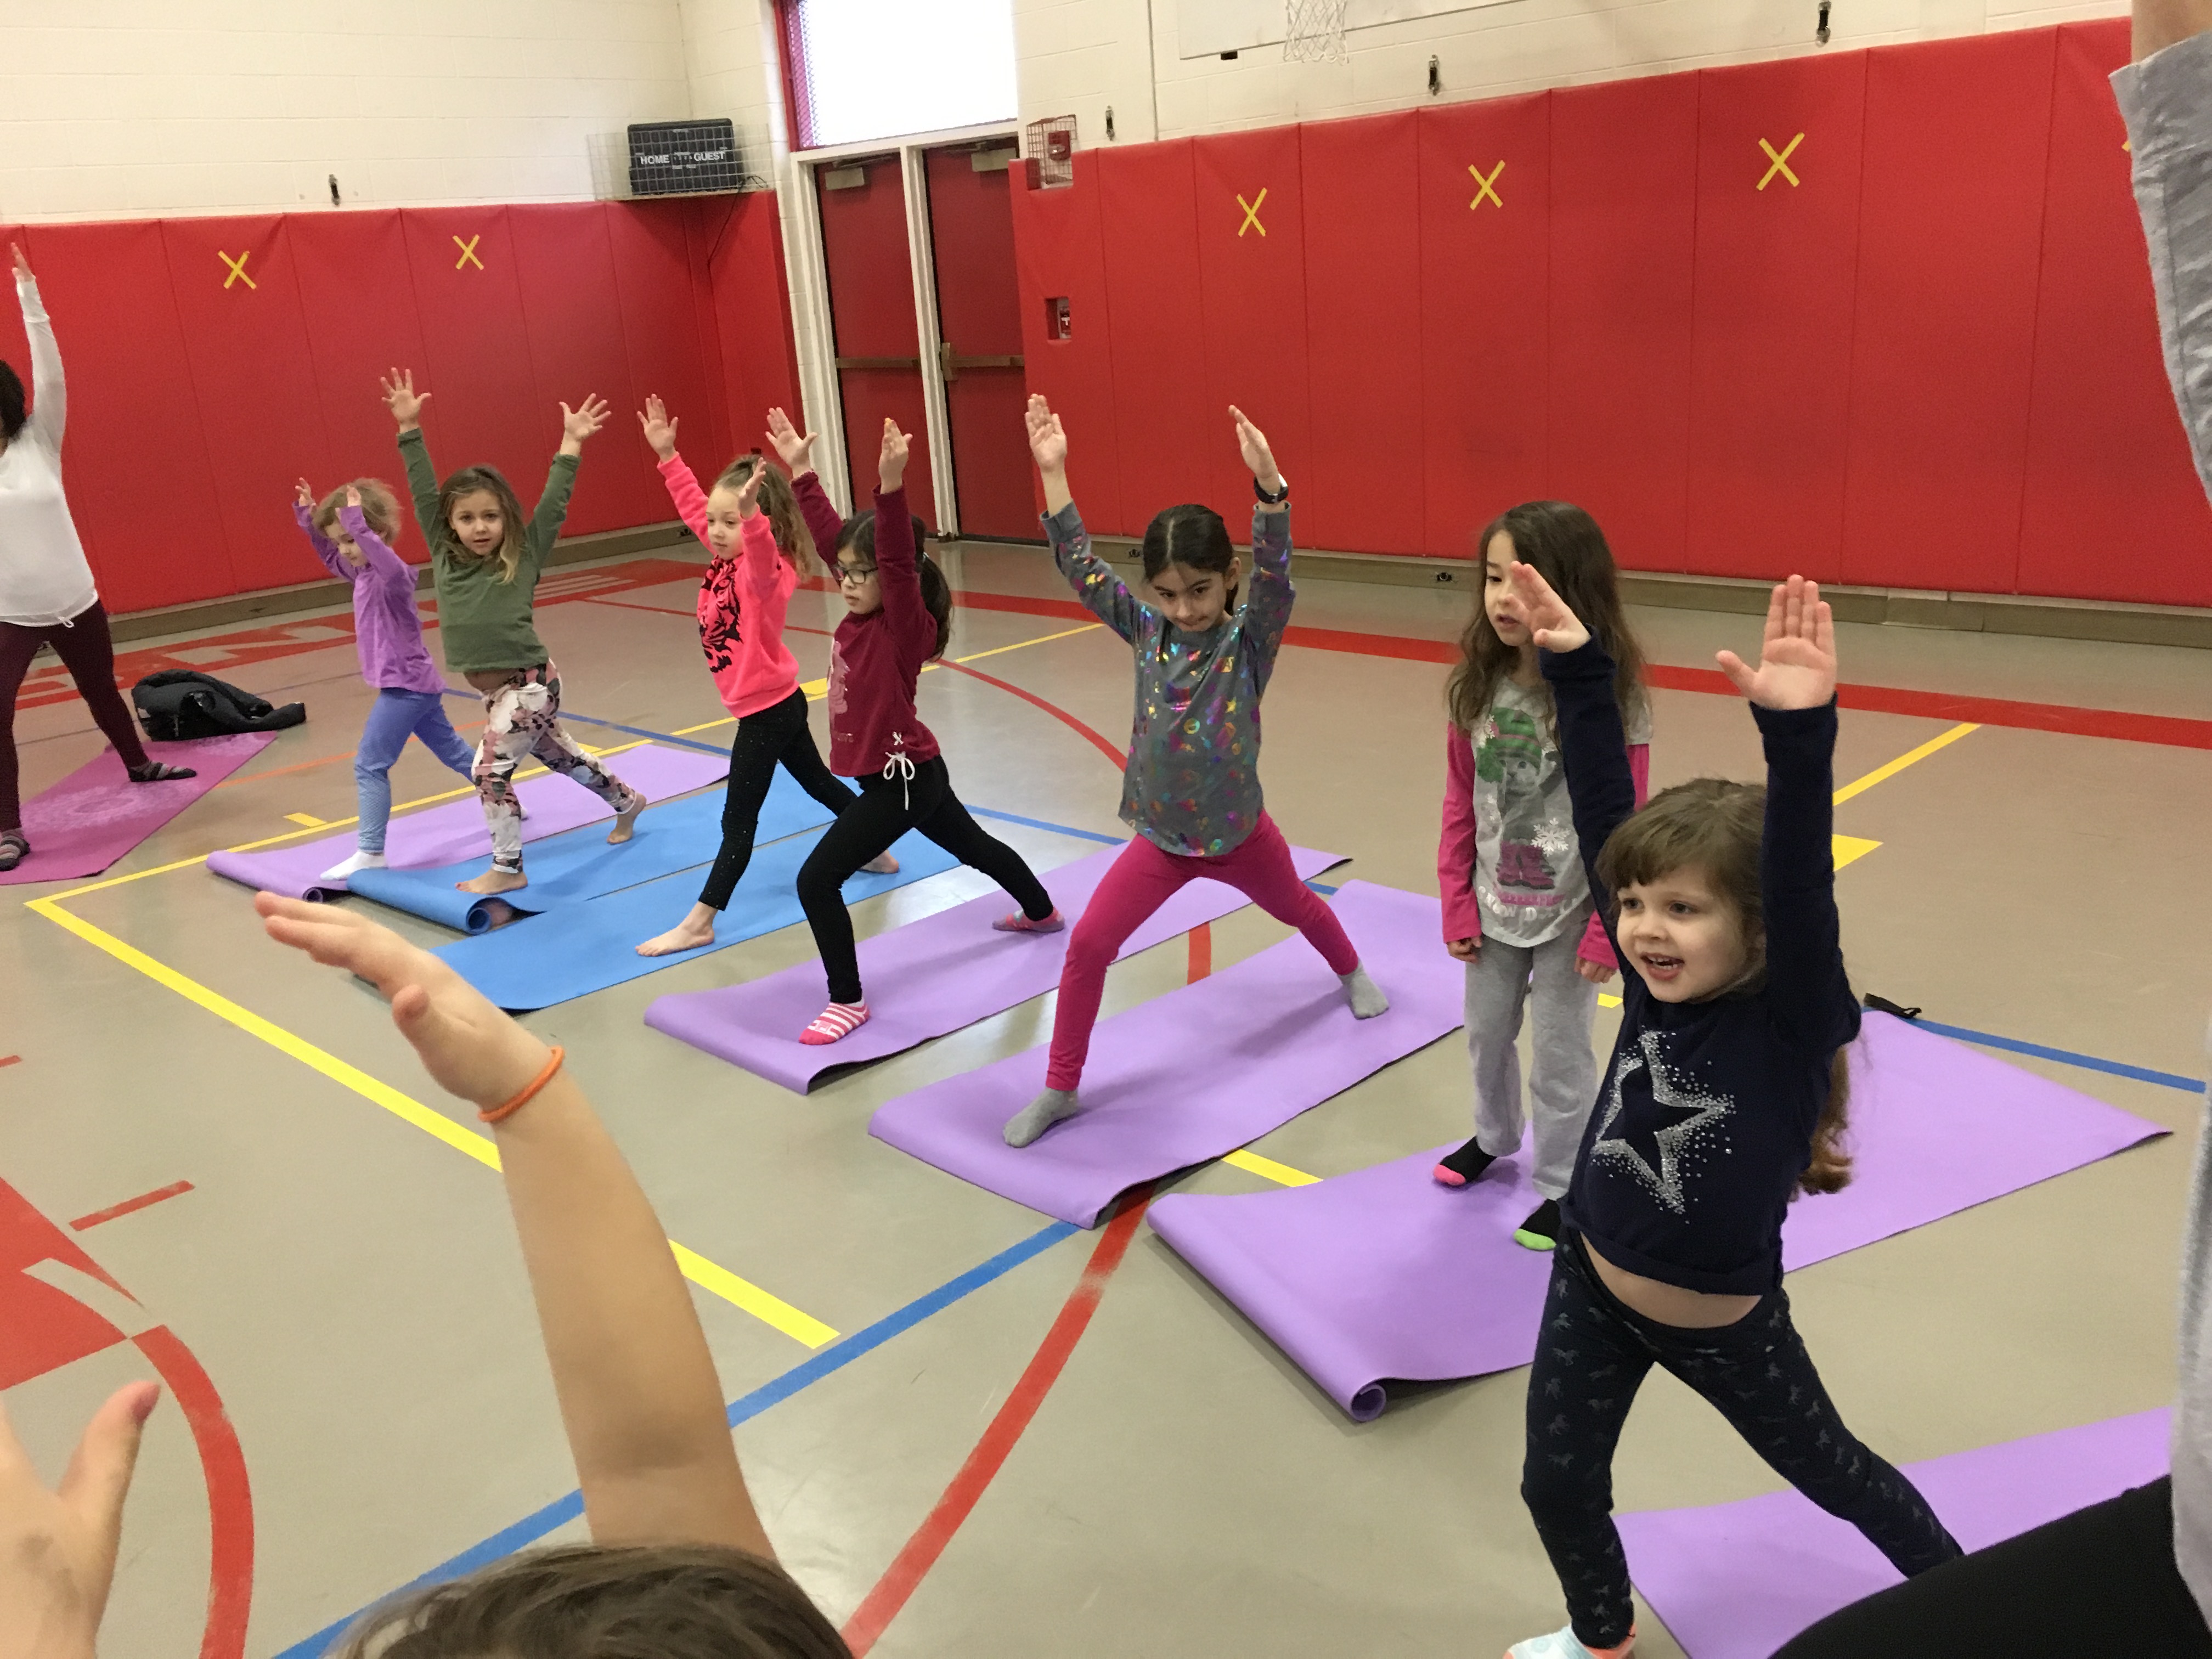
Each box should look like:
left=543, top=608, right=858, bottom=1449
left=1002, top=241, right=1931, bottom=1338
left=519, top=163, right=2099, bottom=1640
left=782, top=0, right=1017, bottom=151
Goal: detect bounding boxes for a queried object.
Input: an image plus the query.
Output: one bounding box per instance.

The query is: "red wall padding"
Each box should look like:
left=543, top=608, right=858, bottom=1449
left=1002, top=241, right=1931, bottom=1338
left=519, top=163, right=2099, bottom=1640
left=1685, top=53, right=1867, bottom=583
left=1011, top=152, right=1125, bottom=535
left=1005, top=25, right=2212, bottom=608
left=1417, top=91, right=1551, bottom=561
left=2018, top=20, right=2212, bottom=607
left=0, top=195, right=800, bottom=615
left=1301, top=112, right=1425, bottom=555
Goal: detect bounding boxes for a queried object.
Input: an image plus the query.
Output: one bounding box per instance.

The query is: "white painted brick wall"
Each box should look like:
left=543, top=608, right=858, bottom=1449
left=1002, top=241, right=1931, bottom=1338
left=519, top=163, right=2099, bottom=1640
left=0, top=0, right=694, bottom=223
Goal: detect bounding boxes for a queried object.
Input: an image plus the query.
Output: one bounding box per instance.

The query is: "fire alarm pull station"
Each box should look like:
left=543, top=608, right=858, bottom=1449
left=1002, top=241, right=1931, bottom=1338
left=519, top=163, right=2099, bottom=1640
left=1046, top=297, right=1073, bottom=341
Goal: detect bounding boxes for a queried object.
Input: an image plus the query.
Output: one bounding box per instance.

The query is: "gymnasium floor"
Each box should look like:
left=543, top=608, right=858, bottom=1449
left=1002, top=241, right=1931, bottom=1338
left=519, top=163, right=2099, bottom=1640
left=4, top=537, right=2209, bottom=1658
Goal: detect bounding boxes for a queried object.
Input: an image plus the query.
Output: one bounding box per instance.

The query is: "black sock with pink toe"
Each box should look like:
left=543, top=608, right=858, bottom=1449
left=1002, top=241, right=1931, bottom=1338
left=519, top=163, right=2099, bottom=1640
left=1433, top=1137, right=1499, bottom=1187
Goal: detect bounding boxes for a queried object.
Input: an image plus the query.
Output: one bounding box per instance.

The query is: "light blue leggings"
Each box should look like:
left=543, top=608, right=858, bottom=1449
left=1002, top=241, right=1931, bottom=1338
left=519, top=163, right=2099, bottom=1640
left=357, top=689, right=475, bottom=853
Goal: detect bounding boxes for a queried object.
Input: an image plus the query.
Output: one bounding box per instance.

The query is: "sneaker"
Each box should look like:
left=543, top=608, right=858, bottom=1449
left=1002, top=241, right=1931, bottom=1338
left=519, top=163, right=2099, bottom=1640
left=1513, top=1198, right=1562, bottom=1252
left=1506, top=1624, right=1634, bottom=1659
left=992, top=908, right=1065, bottom=934
left=800, top=1001, right=870, bottom=1046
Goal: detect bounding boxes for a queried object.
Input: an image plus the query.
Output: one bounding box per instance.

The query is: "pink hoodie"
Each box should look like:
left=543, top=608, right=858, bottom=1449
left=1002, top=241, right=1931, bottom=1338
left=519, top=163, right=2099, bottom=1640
left=659, top=455, right=802, bottom=718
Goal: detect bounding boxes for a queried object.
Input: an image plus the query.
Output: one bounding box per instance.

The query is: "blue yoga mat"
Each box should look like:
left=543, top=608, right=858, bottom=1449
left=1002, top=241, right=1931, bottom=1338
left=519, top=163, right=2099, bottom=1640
left=435, top=828, right=961, bottom=1011
left=348, top=770, right=833, bottom=933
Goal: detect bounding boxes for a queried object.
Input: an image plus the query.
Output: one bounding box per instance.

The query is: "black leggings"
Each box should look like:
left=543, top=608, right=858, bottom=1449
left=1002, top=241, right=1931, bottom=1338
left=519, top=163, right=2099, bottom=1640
left=1523, top=1235, right=1961, bottom=1649
left=1776, top=1475, right=2211, bottom=1656
left=798, top=754, right=1053, bottom=1005
left=698, top=689, right=857, bottom=912
left=0, top=600, right=150, bottom=832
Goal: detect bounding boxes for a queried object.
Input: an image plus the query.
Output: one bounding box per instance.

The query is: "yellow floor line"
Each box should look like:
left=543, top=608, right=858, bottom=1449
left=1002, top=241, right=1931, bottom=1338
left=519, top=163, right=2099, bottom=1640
left=284, top=812, right=329, bottom=828
left=1833, top=833, right=1882, bottom=870
left=24, top=894, right=837, bottom=1348
left=952, top=623, right=1102, bottom=664
left=1223, top=1148, right=1321, bottom=1187
left=1833, top=722, right=1979, bottom=805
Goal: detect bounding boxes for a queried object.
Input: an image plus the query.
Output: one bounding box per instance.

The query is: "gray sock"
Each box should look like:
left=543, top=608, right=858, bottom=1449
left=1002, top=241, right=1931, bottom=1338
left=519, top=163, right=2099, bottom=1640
left=1341, top=965, right=1390, bottom=1019
left=1004, top=1087, right=1081, bottom=1148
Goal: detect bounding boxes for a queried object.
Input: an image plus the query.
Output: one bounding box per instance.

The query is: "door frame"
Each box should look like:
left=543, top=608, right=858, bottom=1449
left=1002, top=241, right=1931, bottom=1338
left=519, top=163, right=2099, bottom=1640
left=778, top=119, right=1020, bottom=531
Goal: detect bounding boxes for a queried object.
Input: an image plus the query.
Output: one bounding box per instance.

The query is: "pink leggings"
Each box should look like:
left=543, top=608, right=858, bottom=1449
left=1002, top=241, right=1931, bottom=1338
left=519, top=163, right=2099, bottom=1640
left=1046, top=812, right=1359, bottom=1091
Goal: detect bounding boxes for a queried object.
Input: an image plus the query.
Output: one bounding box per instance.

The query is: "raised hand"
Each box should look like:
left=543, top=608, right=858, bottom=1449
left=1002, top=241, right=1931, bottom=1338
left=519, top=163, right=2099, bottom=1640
left=380, top=367, right=430, bottom=431
left=1025, top=393, right=1068, bottom=475
left=0, top=1380, right=160, bottom=1659
left=1505, top=560, right=1590, bottom=654
left=345, top=484, right=363, bottom=510
left=1716, top=575, right=1837, bottom=710
left=637, top=394, right=679, bottom=461
left=9, top=240, right=30, bottom=282
left=295, top=476, right=315, bottom=510
left=561, top=394, right=612, bottom=445
left=879, top=417, right=911, bottom=492
left=256, top=894, right=550, bottom=1108
left=735, top=462, right=766, bottom=521
left=765, top=407, right=815, bottom=474
left=1229, top=404, right=1282, bottom=494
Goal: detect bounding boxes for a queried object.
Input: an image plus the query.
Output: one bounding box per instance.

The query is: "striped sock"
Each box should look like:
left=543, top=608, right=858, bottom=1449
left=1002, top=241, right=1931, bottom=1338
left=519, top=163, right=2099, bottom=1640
left=800, top=1000, right=870, bottom=1046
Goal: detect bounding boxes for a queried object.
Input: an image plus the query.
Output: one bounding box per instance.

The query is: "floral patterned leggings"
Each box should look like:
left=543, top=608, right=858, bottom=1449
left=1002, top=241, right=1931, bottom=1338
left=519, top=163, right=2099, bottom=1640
left=473, top=664, right=637, bottom=872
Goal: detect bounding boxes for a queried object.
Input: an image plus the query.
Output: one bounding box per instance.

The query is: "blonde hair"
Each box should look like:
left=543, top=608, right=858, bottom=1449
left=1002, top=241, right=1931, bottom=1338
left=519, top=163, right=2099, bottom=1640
left=714, top=454, right=815, bottom=573
left=438, top=465, right=528, bottom=583
left=314, top=478, right=403, bottom=545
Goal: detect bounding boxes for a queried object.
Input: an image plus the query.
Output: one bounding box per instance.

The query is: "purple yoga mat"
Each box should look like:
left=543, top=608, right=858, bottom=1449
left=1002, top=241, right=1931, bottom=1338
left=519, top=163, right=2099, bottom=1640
left=1148, top=1012, right=2166, bottom=1419
left=1, top=735, right=274, bottom=885
left=643, top=839, right=1347, bottom=1092
left=1618, top=1409, right=2172, bottom=1657
left=867, top=880, right=1464, bottom=1227
left=204, top=742, right=726, bottom=899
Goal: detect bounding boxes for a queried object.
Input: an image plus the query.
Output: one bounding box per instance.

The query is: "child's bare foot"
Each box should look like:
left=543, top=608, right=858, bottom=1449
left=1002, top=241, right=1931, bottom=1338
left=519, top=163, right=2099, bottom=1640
left=637, top=903, right=718, bottom=957
left=861, top=850, right=900, bottom=874
left=608, top=791, right=647, bottom=844
left=458, top=866, right=528, bottom=895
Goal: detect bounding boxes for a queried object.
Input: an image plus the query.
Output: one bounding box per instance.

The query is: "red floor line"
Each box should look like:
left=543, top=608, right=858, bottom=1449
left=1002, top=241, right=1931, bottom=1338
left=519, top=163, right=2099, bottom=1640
left=69, top=1180, right=195, bottom=1232
left=133, top=1324, right=254, bottom=1659
left=934, top=657, right=1128, bottom=767
left=0, top=1054, right=19, bottom=1068
left=839, top=1188, right=1155, bottom=1657
left=1188, top=923, right=1212, bottom=981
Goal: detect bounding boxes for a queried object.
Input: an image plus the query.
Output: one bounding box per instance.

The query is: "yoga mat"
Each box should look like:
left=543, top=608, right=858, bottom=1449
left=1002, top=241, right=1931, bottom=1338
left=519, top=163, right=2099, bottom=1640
left=867, top=880, right=1464, bottom=1228
left=203, top=743, right=727, bottom=905
left=346, top=765, right=826, bottom=934
left=644, top=839, right=1347, bottom=1092
left=1148, top=1012, right=2168, bottom=1419
left=2, top=735, right=274, bottom=885
left=1617, top=1409, right=2172, bottom=1658
left=437, top=828, right=961, bottom=1012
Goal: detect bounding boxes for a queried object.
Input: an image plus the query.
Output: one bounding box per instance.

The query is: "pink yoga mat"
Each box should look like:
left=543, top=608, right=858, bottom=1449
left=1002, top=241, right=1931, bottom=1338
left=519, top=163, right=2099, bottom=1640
left=867, top=881, right=1465, bottom=1227
left=1617, top=1409, right=2172, bottom=1657
left=204, top=743, right=727, bottom=900
left=2, top=735, right=274, bottom=885
left=1148, top=1013, right=2167, bottom=1418
left=643, top=840, right=1347, bottom=1092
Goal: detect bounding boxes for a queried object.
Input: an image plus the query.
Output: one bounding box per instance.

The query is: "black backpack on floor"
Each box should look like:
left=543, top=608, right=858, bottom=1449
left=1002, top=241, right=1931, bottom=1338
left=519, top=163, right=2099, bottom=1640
left=131, top=670, right=306, bottom=741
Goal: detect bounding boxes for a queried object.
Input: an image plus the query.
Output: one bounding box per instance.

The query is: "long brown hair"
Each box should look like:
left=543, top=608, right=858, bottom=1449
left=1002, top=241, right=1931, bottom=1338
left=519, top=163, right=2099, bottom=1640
left=715, top=454, right=815, bottom=573
left=437, top=464, right=528, bottom=584
left=1447, top=501, right=1646, bottom=737
left=1595, top=777, right=1853, bottom=1195
left=331, top=1543, right=852, bottom=1659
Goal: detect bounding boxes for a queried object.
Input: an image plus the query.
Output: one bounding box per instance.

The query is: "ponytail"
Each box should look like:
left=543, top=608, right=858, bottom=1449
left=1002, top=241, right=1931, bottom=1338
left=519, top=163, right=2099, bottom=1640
left=841, top=511, right=952, bottom=659
left=1799, top=1048, right=1853, bottom=1195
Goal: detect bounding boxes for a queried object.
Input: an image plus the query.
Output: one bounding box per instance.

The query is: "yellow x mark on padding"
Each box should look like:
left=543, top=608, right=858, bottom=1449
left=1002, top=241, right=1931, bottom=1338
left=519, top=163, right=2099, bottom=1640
left=1758, top=132, right=1805, bottom=190
left=1467, top=160, right=1505, bottom=210
left=218, top=250, right=257, bottom=290
left=453, top=234, right=484, bottom=270
left=1236, top=188, right=1268, bottom=237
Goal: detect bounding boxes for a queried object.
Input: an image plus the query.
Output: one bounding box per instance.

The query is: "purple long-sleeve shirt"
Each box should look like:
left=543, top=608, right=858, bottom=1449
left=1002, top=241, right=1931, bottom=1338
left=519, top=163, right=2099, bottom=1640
left=295, top=503, right=448, bottom=696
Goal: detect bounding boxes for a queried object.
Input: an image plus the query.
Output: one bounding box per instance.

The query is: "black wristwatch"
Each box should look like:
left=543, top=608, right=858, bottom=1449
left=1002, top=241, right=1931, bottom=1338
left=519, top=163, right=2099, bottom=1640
left=1254, top=473, right=1289, bottom=504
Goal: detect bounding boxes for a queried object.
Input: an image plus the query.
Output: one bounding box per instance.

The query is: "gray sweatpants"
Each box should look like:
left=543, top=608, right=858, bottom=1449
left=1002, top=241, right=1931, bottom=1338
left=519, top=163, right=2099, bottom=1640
left=1464, top=918, right=1602, bottom=1201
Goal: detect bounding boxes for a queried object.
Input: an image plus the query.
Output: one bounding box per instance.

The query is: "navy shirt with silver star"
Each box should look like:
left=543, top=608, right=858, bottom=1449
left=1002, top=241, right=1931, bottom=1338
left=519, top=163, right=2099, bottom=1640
left=1544, top=639, right=1859, bottom=1296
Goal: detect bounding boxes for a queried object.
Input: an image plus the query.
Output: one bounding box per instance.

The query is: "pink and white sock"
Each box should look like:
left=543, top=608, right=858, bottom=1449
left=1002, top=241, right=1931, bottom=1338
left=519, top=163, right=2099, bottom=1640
left=991, top=908, right=1064, bottom=934
left=800, top=1000, right=870, bottom=1046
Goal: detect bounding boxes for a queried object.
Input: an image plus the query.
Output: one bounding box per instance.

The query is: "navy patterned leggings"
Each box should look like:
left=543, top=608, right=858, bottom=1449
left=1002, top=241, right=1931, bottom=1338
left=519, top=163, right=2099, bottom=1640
left=1522, top=1235, right=1962, bottom=1649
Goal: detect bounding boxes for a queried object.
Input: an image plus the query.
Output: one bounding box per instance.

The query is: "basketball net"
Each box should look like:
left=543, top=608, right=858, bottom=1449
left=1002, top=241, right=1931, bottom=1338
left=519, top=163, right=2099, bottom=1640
left=1284, top=0, right=1348, bottom=61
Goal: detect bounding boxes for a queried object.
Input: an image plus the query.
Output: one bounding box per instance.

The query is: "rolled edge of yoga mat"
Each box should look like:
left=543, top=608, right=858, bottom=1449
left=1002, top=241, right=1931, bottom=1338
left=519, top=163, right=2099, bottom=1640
left=345, top=865, right=533, bottom=933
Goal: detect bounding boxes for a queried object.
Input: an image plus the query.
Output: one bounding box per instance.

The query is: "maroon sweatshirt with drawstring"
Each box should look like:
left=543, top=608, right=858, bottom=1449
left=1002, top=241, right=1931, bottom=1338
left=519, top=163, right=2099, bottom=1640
left=819, top=482, right=944, bottom=779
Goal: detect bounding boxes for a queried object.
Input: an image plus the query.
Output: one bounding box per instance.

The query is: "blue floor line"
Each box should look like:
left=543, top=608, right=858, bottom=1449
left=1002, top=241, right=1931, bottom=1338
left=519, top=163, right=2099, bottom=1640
left=1915, top=1017, right=2205, bottom=1095
left=967, top=805, right=1123, bottom=846
left=270, top=1217, right=1079, bottom=1658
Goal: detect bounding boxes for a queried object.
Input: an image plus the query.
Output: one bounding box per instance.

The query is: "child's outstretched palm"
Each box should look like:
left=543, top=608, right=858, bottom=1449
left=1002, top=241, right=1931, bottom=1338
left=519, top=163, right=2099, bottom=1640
left=9, top=240, right=30, bottom=281
left=879, top=419, right=910, bottom=491
left=637, top=394, right=678, bottom=460
left=1504, top=562, right=1590, bottom=653
left=1716, top=575, right=1836, bottom=710
left=562, top=395, right=612, bottom=444
left=765, top=407, right=814, bottom=474
left=1229, top=404, right=1282, bottom=491
left=294, top=477, right=314, bottom=510
left=735, top=464, right=765, bottom=521
left=1026, top=394, right=1068, bottom=473
left=381, top=367, right=430, bottom=430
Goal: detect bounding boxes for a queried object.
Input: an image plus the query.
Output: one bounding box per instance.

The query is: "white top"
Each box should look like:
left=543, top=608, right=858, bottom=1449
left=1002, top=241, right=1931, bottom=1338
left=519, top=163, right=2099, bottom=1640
left=0, top=272, right=99, bottom=629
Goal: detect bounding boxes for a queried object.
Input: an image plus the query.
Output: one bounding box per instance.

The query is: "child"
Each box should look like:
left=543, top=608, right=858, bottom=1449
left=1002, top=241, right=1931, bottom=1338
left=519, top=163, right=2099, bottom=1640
left=1435, top=501, right=1651, bottom=1252
left=631, top=398, right=893, bottom=959
left=1502, top=566, right=1960, bottom=1659
left=292, top=478, right=479, bottom=882
left=382, top=369, right=645, bottom=898
left=792, top=417, right=1061, bottom=1046
left=1003, top=393, right=1387, bottom=1149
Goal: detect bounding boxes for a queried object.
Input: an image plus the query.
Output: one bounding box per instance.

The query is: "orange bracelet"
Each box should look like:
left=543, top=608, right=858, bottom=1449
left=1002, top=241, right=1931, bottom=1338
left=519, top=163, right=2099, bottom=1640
left=479, top=1046, right=565, bottom=1124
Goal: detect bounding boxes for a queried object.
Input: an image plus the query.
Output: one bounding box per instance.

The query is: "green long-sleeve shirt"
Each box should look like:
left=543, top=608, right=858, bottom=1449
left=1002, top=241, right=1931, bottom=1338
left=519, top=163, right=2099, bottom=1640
left=398, top=427, right=579, bottom=675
